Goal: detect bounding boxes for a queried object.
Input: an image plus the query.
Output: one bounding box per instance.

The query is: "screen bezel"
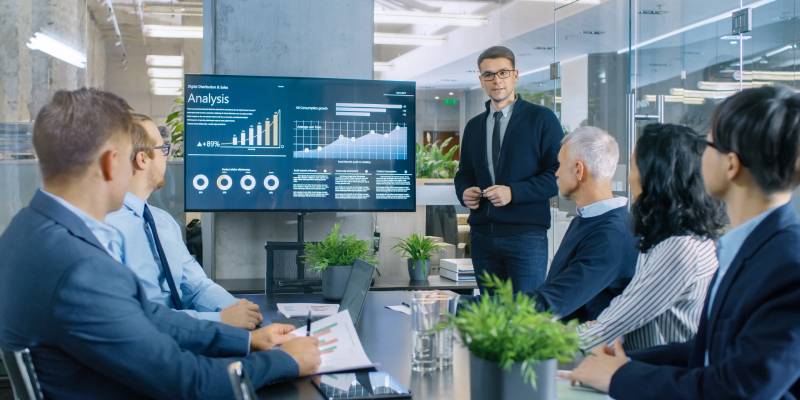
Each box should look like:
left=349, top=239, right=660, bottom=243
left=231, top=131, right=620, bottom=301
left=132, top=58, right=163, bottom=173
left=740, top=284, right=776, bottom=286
left=182, top=73, right=417, bottom=213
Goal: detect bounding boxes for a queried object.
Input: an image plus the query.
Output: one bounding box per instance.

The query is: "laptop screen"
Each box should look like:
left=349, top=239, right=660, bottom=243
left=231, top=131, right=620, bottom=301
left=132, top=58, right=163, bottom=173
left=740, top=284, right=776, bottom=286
left=339, top=260, right=375, bottom=327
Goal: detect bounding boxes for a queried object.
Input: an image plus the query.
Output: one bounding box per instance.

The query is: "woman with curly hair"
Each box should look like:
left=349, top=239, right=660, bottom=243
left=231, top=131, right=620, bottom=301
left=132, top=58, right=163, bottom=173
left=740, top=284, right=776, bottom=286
left=577, top=123, right=727, bottom=352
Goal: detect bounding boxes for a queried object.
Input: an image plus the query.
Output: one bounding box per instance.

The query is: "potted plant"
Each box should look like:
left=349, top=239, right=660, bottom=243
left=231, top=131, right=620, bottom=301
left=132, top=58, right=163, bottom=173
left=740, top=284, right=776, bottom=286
left=392, top=234, right=444, bottom=282
left=446, top=273, right=579, bottom=400
left=415, top=137, right=459, bottom=179
left=305, top=223, right=376, bottom=300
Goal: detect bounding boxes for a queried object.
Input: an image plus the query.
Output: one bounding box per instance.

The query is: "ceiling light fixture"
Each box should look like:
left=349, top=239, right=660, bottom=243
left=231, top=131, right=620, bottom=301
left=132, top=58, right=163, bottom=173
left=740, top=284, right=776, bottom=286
left=374, top=10, right=488, bottom=27
left=146, top=55, right=184, bottom=67
left=143, top=25, right=203, bottom=39
left=147, top=68, right=184, bottom=79
left=26, top=32, right=86, bottom=68
left=374, top=33, right=445, bottom=46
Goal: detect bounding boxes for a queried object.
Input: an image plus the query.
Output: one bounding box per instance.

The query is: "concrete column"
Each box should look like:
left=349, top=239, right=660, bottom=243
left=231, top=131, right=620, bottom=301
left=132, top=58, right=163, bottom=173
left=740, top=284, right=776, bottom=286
left=202, top=0, right=376, bottom=281
left=0, top=0, right=106, bottom=122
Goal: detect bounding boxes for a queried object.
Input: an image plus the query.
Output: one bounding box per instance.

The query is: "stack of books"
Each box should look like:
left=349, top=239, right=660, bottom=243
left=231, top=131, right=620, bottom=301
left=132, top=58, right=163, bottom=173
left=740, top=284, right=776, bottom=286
left=439, top=258, right=475, bottom=282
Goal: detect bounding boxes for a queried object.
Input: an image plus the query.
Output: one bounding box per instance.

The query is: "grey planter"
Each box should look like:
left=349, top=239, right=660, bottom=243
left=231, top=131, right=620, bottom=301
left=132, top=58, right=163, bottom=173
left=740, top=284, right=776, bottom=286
left=407, top=259, right=430, bottom=282
left=469, top=354, right=557, bottom=400
left=321, top=265, right=353, bottom=301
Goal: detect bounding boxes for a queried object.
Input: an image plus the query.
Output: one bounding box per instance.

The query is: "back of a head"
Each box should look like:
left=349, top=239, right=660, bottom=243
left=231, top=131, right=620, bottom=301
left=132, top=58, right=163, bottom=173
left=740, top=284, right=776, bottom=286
left=33, top=88, right=133, bottom=182
left=562, top=126, right=619, bottom=181
left=711, top=85, right=800, bottom=194
left=634, top=123, right=726, bottom=252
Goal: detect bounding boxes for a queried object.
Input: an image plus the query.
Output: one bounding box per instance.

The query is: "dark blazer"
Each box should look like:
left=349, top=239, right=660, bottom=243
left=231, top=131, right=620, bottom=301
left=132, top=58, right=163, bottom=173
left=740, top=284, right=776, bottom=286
left=454, top=96, right=562, bottom=235
left=609, top=204, right=800, bottom=400
left=0, top=190, right=297, bottom=399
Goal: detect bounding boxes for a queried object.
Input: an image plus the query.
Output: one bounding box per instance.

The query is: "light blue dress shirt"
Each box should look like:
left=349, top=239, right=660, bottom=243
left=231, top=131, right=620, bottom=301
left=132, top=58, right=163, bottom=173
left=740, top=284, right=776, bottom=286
left=107, top=192, right=237, bottom=322
left=485, top=100, right=514, bottom=184
left=41, top=189, right=124, bottom=263
left=704, top=206, right=779, bottom=365
left=577, top=197, right=628, bottom=218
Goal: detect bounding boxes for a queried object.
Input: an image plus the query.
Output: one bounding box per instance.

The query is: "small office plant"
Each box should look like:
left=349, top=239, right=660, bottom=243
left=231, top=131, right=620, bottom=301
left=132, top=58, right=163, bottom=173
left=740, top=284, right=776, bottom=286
left=392, top=233, right=443, bottom=282
left=305, top=223, right=376, bottom=300
left=415, top=137, right=459, bottom=179
left=447, top=273, right=579, bottom=400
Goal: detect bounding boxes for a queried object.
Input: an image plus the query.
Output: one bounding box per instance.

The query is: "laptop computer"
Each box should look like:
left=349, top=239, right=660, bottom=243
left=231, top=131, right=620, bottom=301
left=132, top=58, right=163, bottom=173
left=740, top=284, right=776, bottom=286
left=338, top=260, right=375, bottom=327
left=274, top=260, right=375, bottom=328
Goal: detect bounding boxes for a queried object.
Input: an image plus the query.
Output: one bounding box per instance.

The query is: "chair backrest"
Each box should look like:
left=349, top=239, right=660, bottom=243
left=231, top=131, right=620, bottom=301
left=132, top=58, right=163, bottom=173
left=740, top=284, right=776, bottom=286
left=227, top=361, right=258, bottom=400
left=0, top=348, right=43, bottom=400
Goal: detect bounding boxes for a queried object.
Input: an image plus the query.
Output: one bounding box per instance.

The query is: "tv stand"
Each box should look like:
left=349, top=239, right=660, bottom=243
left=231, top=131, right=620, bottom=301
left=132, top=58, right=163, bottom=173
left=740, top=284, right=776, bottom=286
left=264, top=212, right=322, bottom=294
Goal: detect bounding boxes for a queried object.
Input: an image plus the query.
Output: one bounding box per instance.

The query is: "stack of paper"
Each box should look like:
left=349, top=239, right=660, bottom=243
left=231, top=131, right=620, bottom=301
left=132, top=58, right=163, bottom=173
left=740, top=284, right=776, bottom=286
left=290, top=311, right=374, bottom=374
left=277, top=303, right=340, bottom=318
left=439, top=258, right=475, bottom=282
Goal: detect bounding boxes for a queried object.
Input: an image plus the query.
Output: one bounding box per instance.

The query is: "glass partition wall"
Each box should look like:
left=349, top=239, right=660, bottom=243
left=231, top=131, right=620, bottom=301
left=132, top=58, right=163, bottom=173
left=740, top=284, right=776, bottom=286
left=486, top=0, right=798, bottom=258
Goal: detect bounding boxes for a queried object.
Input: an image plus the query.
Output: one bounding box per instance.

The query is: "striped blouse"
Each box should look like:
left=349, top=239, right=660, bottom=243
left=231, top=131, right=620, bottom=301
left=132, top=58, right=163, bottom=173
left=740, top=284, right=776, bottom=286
left=577, top=235, right=718, bottom=352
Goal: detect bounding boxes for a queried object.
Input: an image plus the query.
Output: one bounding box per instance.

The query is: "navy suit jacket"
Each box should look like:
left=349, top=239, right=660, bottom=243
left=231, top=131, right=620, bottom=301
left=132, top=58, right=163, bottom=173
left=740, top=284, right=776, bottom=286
left=0, top=191, right=298, bottom=399
left=453, top=97, right=562, bottom=234
left=609, top=204, right=800, bottom=399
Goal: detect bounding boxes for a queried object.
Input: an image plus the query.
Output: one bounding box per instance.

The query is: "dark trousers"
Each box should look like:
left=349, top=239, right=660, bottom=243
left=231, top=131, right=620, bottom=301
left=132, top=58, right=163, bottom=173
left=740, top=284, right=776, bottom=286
left=470, top=229, right=548, bottom=294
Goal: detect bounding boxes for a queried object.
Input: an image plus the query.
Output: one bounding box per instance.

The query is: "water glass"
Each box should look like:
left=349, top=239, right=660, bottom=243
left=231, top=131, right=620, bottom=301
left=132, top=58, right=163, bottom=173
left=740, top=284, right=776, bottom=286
left=410, top=291, right=458, bottom=371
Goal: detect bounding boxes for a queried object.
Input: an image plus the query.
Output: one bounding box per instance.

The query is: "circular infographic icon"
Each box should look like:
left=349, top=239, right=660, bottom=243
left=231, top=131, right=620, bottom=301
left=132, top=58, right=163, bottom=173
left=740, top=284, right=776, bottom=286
left=216, top=174, right=233, bottom=191
left=192, top=174, right=209, bottom=191
left=263, top=175, right=280, bottom=191
left=240, top=174, right=257, bottom=191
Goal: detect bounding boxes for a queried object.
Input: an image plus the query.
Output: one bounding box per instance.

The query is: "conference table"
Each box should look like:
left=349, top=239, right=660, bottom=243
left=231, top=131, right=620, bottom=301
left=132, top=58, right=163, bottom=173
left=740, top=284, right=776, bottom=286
left=242, top=291, right=607, bottom=400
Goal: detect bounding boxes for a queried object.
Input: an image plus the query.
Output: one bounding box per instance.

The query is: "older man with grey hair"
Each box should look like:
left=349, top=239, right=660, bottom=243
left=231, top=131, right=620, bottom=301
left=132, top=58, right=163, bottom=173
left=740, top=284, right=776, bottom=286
left=527, top=126, right=638, bottom=322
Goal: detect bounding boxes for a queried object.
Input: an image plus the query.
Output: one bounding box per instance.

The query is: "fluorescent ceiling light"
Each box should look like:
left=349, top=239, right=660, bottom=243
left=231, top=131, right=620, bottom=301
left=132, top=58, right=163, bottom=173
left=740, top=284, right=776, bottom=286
left=697, top=81, right=771, bottom=90
left=146, top=55, right=184, bottom=67
left=374, top=62, right=394, bottom=72
left=374, top=32, right=445, bottom=46
left=645, top=94, right=705, bottom=105
left=151, top=87, right=182, bottom=96
left=374, top=10, right=488, bottom=26
left=734, top=70, right=799, bottom=81
left=618, top=0, right=776, bottom=54
left=521, top=0, right=603, bottom=3
left=670, top=88, right=735, bottom=99
left=26, top=32, right=86, bottom=68
left=720, top=35, right=752, bottom=41
left=765, top=44, right=796, bottom=57
left=148, top=68, right=183, bottom=79
left=150, top=78, right=183, bottom=89
left=143, top=25, right=202, bottom=39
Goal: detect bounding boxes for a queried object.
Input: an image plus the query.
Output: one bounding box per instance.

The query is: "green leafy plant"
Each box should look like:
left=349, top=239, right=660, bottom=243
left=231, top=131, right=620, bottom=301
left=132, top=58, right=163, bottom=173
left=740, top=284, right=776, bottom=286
left=416, top=137, right=460, bottom=179
left=392, top=233, right=443, bottom=262
left=165, top=97, right=184, bottom=157
left=446, top=273, right=579, bottom=387
left=304, top=223, right=377, bottom=272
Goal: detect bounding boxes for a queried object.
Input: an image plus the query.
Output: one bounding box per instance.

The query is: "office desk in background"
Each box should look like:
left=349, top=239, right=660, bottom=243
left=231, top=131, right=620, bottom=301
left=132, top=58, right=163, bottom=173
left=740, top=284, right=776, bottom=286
left=241, top=291, right=605, bottom=400
left=220, top=274, right=477, bottom=295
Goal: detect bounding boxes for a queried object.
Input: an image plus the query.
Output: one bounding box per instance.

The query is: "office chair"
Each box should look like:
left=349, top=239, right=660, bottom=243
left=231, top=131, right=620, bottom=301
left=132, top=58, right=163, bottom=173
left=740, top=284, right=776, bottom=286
left=0, top=348, right=43, bottom=400
left=228, top=361, right=259, bottom=400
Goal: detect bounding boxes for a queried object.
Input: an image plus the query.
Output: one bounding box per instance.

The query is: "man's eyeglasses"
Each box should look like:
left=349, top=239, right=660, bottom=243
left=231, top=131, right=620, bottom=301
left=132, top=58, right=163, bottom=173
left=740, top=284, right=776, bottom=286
left=150, top=143, right=171, bottom=156
left=704, top=140, right=722, bottom=152
left=704, top=139, right=747, bottom=166
left=480, top=69, right=515, bottom=81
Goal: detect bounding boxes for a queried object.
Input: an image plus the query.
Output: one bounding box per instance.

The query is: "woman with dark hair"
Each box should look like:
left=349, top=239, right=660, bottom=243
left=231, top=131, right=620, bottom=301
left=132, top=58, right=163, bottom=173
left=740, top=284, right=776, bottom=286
left=577, top=123, right=726, bottom=351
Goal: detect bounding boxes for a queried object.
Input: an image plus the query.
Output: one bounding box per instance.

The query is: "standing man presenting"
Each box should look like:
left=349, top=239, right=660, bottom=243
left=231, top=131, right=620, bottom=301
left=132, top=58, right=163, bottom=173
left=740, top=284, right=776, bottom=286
left=455, top=46, right=563, bottom=294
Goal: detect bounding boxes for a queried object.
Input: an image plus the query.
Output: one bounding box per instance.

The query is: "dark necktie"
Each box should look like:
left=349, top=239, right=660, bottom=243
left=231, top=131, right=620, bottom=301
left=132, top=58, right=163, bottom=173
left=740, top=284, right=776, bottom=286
left=142, top=205, right=184, bottom=310
left=492, top=111, right=503, bottom=179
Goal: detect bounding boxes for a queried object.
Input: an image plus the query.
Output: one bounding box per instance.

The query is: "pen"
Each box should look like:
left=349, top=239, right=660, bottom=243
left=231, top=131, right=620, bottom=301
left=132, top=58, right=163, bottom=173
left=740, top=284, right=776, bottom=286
left=401, top=302, right=411, bottom=308
left=305, top=310, right=311, bottom=337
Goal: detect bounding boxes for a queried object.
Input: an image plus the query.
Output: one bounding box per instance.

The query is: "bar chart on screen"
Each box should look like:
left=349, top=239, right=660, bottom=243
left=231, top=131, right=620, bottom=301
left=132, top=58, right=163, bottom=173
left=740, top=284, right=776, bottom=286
left=221, top=109, right=282, bottom=149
